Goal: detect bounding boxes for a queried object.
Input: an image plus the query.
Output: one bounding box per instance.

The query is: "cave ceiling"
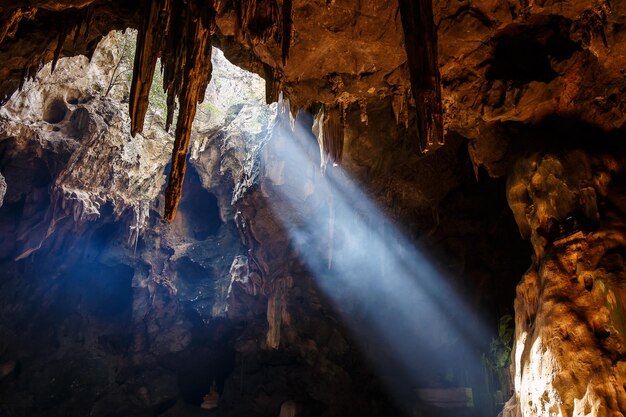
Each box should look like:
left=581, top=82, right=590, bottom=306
left=1, top=0, right=625, bottom=218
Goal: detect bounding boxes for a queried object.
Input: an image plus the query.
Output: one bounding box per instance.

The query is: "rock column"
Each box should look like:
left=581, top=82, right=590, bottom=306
left=504, top=150, right=626, bottom=417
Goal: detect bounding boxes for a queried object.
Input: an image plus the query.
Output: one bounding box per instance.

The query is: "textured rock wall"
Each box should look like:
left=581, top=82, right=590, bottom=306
left=0, top=1, right=589, bottom=414
left=0, top=34, right=252, bottom=417
left=505, top=150, right=626, bottom=417
left=0, top=32, right=173, bottom=260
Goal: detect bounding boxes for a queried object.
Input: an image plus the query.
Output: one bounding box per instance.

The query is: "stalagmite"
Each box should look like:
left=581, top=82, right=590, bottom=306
left=398, top=0, right=444, bottom=153
left=504, top=151, right=626, bottom=417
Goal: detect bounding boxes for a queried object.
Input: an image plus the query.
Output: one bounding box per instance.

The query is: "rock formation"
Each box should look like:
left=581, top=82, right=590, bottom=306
left=0, top=1, right=625, bottom=417
left=505, top=150, right=626, bottom=417
left=0, top=34, right=253, bottom=416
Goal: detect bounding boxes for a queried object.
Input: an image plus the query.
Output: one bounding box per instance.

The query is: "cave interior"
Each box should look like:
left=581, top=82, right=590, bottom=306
left=0, top=1, right=625, bottom=417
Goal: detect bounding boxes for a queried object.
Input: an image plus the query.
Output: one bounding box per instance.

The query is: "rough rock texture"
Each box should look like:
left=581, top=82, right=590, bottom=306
left=1, top=1, right=625, bottom=153
left=505, top=150, right=626, bottom=417
left=2, top=1, right=622, bottom=416
left=0, top=33, right=172, bottom=260
left=440, top=0, right=626, bottom=178
left=0, top=2, right=135, bottom=102
left=0, top=35, right=251, bottom=417
left=190, top=48, right=273, bottom=223
left=0, top=31, right=533, bottom=417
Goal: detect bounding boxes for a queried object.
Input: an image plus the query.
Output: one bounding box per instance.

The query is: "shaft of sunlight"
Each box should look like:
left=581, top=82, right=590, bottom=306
left=266, top=101, right=492, bottom=411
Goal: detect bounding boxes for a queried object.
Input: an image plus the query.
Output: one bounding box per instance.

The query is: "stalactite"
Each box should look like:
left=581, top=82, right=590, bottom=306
left=398, top=0, right=444, bottom=153
left=73, top=14, right=84, bottom=47
left=312, top=108, right=326, bottom=172
left=236, top=0, right=280, bottom=43
left=289, top=101, right=298, bottom=130
left=83, top=6, right=95, bottom=44
left=126, top=0, right=216, bottom=222
left=129, top=0, right=171, bottom=137
left=281, top=0, right=292, bottom=66
left=50, top=5, right=99, bottom=73
left=313, top=105, right=344, bottom=173
left=162, top=0, right=188, bottom=131
left=51, top=26, right=68, bottom=73
left=323, top=106, right=344, bottom=167
left=263, top=63, right=283, bottom=104
left=0, top=7, right=36, bottom=47
left=72, top=6, right=94, bottom=48
left=162, top=2, right=214, bottom=222
left=392, top=89, right=410, bottom=129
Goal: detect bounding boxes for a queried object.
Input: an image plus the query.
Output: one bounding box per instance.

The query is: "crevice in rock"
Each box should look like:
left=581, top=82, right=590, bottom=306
left=486, top=17, right=581, bottom=84
left=168, top=163, right=222, bottom=241
left=69, top=107, right=91, bottom=137
left=43, top=98, right=69, bottom=124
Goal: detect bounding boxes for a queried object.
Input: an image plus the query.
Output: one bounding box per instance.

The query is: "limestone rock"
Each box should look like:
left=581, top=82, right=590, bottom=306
left=0, top=33, right=259, bottom=417
left=3, top=2, right=623, bottom=417
left=505, top=150, right=626, bottom=417
left=0, top=172, right=5, bottom=208
left=0, top=32, right=173, bottom=259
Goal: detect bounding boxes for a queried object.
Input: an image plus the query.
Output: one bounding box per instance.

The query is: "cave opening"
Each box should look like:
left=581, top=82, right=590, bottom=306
left=170, top=163, right=222, bottom=241
left=0, top=33, right=528, bottom=417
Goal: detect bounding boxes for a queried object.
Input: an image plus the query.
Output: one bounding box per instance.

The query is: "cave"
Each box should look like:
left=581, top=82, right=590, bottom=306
left=0, top=2, right=625, bottom=417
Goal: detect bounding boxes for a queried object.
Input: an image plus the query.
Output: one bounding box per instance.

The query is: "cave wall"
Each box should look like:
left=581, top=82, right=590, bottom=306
left=0, top=36, right=246, bottom=416
left=504, top=149, right=626, bottom=417
left=0, top=30, right=533, bottom=417
left=1, top=1, right=625, bottom=417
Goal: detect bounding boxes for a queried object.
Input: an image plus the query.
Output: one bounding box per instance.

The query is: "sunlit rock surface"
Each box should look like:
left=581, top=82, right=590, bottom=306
left=505, top=151, right=626, bottom=417
left=0, top=34, right=263, bottom=416
left=0, top=32, right=172, bottom=259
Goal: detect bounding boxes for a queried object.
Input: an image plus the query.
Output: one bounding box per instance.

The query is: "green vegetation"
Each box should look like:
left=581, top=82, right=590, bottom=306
left=104, top=30, right=136, bottom=97
left=148, top=62, right=171, bottom=120
left=104, top=30, right=178, bottom=127
left=484, top=314, right=514, bottom=369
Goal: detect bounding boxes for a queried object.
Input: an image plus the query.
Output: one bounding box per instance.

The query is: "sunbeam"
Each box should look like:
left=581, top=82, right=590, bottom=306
left=264, top=100, right=494, bottom=415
